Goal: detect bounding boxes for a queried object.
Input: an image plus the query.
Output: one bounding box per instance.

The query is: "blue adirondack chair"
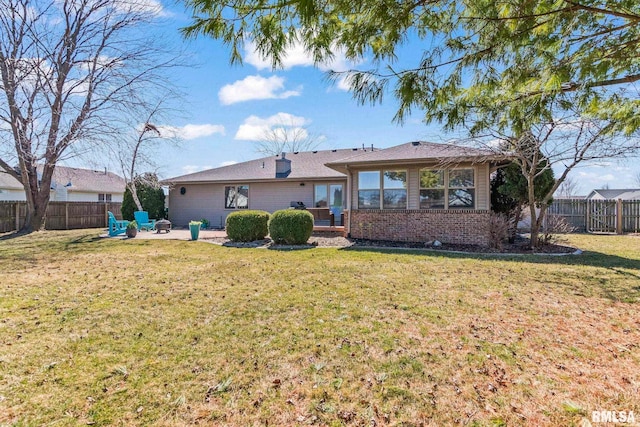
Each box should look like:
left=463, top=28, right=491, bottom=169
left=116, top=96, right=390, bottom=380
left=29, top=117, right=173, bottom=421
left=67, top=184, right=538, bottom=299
left=134, top=211, right=156, bottom=231
left=108, top=211, right=129, bottom=236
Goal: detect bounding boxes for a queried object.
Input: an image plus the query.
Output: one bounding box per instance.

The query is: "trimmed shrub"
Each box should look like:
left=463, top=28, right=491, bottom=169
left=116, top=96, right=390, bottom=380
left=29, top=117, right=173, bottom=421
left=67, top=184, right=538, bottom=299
left=268, top=209, right=314, bottom=245
left=226, top=210, right=270, bottom=242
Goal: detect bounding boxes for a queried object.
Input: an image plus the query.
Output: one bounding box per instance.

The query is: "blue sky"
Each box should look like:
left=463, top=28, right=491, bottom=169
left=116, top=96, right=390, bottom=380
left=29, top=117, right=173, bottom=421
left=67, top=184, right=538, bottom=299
left=97, top=1, right=640, bottom=195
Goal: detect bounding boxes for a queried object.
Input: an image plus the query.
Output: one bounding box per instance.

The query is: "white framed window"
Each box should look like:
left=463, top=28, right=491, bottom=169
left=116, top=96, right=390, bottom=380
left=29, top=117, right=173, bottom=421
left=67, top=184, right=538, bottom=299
left=358, top=171, right=380, bottom=209
left=314, top=184, right=343, bottom=209
left=98, top=193, right=112, bottom=202
left=225, top=185, right=249, bottom=209
left=382, top=170, right=407, bottom=209
left=314, top=184, right=328, bottom=207
left=419, top=170, right=445, bottom=209
left=420, top=168, right=475, bottom=209
left=448, top=169, right=475, bottom=209
left=358, top=170, right=407, bottom=209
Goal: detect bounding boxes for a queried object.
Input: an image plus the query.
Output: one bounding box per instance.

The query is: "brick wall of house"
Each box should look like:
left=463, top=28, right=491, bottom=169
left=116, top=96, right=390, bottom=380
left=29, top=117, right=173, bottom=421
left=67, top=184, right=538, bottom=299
left=349, top=209, right=491, bottom=246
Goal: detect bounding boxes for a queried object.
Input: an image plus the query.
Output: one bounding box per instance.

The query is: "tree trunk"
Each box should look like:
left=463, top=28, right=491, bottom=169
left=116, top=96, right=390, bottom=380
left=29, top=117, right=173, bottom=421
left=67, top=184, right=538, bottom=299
left=508, top=207, right=521, bottom=243
left=20, top=162, right=54, bottom=233
left=529, top=202, right=540, bottom=248
left=21, top=188, right=51, bottom=232
left=128, top=182, right=143, bottom=211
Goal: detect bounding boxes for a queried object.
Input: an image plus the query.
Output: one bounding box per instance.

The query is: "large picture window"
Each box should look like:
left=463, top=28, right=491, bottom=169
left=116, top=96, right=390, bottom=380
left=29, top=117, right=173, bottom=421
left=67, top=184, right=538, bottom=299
left=358, top=171, right=381, bottom=209
left=419, top=170, right=445, bottom=209
left=358, top=170, right=407, bottom=209
left=225, top=185, right=249, bottom=209
left=448, top=169, right=475, bottom=208
left=420, top=168, right=474, bottom=209
left=383, top=170, right=407, bottom=209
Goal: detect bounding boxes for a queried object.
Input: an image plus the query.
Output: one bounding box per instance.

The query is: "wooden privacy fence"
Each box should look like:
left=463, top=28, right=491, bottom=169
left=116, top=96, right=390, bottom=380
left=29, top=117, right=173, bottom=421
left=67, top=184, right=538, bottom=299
left=0, top=201, right=123, bottom=233
left=547, top=198, right=640, bottom=234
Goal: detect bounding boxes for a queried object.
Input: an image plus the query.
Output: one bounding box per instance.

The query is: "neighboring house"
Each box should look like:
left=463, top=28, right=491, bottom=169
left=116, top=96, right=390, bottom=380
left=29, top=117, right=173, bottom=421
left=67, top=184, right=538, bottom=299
left=586, top=189, right=640, bottom=200
left=0, top=166, right=126, bottom=202
left=0, top=171, right=26, bottom=201
left=163, top=141, right=509, bottom=246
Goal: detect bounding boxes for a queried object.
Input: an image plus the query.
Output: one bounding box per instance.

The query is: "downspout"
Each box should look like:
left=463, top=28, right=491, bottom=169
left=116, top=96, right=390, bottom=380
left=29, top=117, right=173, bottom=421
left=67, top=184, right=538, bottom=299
left=345, top=164, right=352, bottom=238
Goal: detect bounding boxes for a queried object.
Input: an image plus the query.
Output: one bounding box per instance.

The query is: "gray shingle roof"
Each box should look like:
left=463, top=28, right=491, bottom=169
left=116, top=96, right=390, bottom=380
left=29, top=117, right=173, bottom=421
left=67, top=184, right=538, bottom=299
left=162, top=141, right=507, bottom=185
left=0, top=171, right=23, bottom=190
left=588, top=189, right=640, bottom=200
left=162, top=148, right=377, bottom=184
left=46, top=166, right=125, bottom=193
left=326, top=141, right=506, bottom=170
left=0, top=166, right=125, bottom=193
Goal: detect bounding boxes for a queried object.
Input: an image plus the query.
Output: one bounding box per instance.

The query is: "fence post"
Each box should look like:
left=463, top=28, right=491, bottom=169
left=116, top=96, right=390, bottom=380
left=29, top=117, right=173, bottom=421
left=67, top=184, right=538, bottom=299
left=616, top=198, right=623, bottom=234
left=65, top=203, right=69, bottom=230
left=105, top=203, right=108, bottom=227
left=14, top=202, right=19, bottom=231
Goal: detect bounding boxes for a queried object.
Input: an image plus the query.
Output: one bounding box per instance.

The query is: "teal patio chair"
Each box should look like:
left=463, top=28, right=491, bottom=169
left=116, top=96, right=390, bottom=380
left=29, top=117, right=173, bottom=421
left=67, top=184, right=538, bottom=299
left=134, top=211, right=156, bottom=231
left=108, top=211, right=129, bottom=236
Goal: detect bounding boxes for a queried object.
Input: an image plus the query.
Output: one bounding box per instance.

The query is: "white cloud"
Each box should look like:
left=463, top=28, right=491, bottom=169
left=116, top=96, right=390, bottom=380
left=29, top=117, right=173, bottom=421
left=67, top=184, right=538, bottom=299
left=234, top=112, right=310, bottom=141
left=243, top=38, right=362, bottom=91
left=219, top=160, right=238, bottom=167
left=157, top=124, right=225, bottom=140
left=244, top=40, right=315, bottom=70
left=182, top=165, right=213, bottom=175
left=114, top=0, right=168, bottom=17
left=218, top=75, right=301, bottom=105
left=244, top=39, right=354, bottom=72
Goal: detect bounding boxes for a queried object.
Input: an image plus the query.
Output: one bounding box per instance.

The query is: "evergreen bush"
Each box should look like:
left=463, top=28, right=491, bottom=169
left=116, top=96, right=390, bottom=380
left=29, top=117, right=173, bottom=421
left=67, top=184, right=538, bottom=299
left=268, top=209, right=314, bottom=245
left=226, top=210, right=270, bottom=242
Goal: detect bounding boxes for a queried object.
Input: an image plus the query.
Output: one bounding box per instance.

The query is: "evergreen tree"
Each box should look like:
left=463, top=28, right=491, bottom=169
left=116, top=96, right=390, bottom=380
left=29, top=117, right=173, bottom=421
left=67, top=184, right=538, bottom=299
left=121, top=174, right=165, bottom=220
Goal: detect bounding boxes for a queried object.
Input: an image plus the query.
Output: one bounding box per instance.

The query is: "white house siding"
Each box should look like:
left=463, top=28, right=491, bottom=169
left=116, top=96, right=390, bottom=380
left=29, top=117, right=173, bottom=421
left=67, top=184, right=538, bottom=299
left=0, top=189, right=26, bottom=201
left=65, top=192, right=124, bottom=203
left=168, top=180, right=345, bottom=228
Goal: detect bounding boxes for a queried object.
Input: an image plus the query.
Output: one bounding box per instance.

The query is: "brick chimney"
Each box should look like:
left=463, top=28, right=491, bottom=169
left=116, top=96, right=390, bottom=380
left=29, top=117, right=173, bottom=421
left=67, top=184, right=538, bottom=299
left=275, top=152, right=291, bottom=178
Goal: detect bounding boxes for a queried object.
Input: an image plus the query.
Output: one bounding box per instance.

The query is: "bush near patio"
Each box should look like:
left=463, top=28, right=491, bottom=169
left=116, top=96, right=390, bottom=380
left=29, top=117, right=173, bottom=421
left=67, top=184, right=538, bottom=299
left=226, top=210, right=270, bottom=242
left=268, top=209, right=314, bottom=244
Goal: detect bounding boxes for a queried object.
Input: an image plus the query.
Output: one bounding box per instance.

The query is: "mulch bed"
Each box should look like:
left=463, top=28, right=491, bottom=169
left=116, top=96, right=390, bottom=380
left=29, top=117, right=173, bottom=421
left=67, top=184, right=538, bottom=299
left=205, top=233, right=579, bottom=254
left=351, top=238, right=578, bottom=254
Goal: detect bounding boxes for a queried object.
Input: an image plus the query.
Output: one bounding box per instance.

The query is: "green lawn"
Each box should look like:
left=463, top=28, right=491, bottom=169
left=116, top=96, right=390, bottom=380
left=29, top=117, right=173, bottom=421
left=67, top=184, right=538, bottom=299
left=0, top=231, right=639, bottom=426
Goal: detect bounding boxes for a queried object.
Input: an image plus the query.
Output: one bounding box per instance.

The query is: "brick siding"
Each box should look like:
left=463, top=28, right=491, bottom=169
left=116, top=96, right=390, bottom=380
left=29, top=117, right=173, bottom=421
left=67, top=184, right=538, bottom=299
left=349, top=209, right=491, bottom=246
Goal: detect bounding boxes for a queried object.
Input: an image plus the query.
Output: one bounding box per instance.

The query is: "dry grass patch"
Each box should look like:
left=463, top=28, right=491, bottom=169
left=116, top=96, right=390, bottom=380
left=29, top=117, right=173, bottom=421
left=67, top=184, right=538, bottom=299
left=0, top=230, right=639, bottom=426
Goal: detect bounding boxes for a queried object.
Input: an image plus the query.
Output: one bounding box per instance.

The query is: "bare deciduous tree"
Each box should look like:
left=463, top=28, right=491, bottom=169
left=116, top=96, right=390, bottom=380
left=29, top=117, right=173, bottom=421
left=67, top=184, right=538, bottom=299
left=0, top=0, right=180, bottom=232
left=110, top=100, right=181, bottom=212
left=255, top=120, right=323, bottom=156
left=475, top=104, right=640, bottom=247
left=555, top=176, right=580, bottom=197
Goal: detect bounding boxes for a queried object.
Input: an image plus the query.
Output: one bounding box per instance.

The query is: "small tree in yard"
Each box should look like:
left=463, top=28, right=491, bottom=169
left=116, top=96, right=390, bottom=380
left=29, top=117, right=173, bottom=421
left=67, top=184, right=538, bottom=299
left=490, top=154, right=555, bottom=244
left=0, top=0, right=179, bottom=232
left=112, top=101, right=180, bottom=215
left=121, top=174, right=165, bottom=221
left=490, top=168, right=519, bottom=243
